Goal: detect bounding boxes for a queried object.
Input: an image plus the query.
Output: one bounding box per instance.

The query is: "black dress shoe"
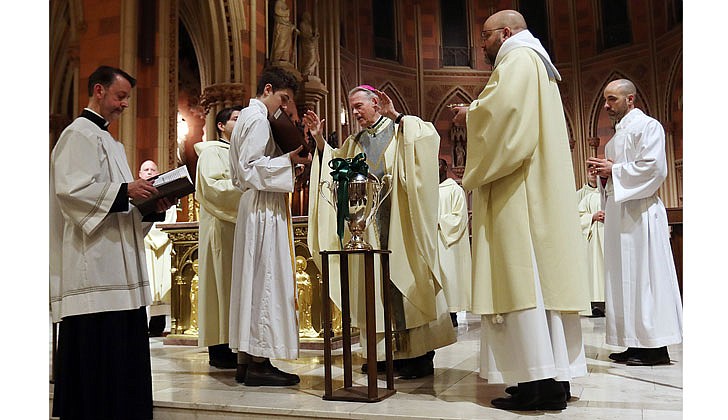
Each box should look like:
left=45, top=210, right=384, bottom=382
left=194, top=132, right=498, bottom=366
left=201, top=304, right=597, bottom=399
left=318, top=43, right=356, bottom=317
left=243, top=360, right=299, bottom=386
left=209, top=344, right=237, bottom=369
left=398, top=351, right=435, bottom=379
left=590, top=307, right=605, bottom=317
left=626, top=347, right=670, bottom=366
left=235, top=363, right=247, bottom=383
left=210, top=357, right=237, bottom=369
left=505, top=381, right=571, bottom=401
left=491, top=379, right=567, bottom=411
left=450, top=312, right=459, bottom=327
left=361, top=360, right=389, bottom=374
left=609, top=347, right=640, bottom=362
left=148, top=315, right=166, bottom=337
left=265, top=360, right=301, bottom=384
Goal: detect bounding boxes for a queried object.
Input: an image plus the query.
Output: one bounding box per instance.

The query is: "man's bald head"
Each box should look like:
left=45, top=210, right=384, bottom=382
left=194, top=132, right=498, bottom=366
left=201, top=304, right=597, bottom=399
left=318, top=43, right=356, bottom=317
left=139, top=160, right=159, bottom=180
left=606, top=79, right=637, bottom=97
left=485, top=9, right=527, bottom=34
left=481, top=10, right=528, bottom=65
left=603, top=79, right=637, bottom=123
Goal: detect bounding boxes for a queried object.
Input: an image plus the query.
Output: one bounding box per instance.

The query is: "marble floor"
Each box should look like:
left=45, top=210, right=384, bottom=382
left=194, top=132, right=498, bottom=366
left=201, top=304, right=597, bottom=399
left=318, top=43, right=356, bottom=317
left=49, top=313, right=682, bottom=419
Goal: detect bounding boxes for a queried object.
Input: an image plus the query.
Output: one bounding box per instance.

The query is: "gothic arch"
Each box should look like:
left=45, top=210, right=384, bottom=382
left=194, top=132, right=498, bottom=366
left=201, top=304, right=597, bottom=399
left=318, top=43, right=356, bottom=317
left=377, top=81, right=410, bottom=116
left=178, top=0, right=247, bottom=86
left=664, top=48, right=683, bottom=120
left=339, top=71, right=354, bottom=140
left=664, top=50, right=683, bottom=206
left=429, top=86, right=473, bottom=123
left=49, top=0, right=84, bottom=151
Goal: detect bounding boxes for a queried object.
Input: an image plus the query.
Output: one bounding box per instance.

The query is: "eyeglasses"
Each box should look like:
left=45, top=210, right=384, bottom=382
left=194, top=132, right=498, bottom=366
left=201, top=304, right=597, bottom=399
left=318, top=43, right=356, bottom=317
left=480, top=27, right=505, bottom=40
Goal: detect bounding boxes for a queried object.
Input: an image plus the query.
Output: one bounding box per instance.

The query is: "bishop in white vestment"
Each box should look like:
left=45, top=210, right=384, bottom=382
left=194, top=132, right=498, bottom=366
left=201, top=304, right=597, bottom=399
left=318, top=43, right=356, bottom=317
left=305, top=86, right=456, bottom=379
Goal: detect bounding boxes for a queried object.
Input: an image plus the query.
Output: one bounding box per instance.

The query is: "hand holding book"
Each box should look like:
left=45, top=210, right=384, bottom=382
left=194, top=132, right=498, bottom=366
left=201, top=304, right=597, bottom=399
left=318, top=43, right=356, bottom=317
left=130, top=166, right=195, bottom=216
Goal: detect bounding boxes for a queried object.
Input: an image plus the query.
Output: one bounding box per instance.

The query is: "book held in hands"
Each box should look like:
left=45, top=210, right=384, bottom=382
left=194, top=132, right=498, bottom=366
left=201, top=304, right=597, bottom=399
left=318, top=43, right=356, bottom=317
left=268, top=106, right=310, bottom=157
left=131, top=165, right=195, bottom=216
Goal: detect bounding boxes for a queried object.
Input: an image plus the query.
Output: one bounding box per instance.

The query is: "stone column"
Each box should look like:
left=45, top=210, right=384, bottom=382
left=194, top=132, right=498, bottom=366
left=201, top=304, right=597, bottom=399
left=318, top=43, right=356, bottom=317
left=200, top=82, right=248, bottom=138
left=587, top=136, right=601, bottom=156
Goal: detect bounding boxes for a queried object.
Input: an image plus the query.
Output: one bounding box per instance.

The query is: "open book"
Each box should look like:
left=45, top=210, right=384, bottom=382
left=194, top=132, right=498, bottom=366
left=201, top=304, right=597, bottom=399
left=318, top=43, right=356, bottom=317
left=131, top=166, right=195, bottom=216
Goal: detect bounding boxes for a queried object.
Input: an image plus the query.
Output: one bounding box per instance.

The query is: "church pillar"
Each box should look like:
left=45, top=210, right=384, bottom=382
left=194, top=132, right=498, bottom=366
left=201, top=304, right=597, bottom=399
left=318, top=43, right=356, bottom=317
left=587, top=136, right=601, bottom=156
left=200, top=82, right=249, bottom=130
left=319, top=0, right=341, bottom=141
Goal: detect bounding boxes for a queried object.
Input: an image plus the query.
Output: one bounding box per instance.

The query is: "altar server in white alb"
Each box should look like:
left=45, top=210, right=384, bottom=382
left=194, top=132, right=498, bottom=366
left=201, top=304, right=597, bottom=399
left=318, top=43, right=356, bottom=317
left=50, top=65, right=173, bottom=419
left=228, top=67, right=312, bottom=386
left=587, top=79, right=683, bottom=367
left=195, top=106, right=243, bottom=370
left=437, top=158, right=472, bottom=326
left=139, top=159, right=178, bottom=336
left=452, top=10, right=589, bottom=411
left=577, top=169, right=606, bottom=317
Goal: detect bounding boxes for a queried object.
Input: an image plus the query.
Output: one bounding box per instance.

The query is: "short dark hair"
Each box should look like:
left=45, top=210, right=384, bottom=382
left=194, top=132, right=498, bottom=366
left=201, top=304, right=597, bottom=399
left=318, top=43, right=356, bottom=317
left=255, top=67, right=298, bottom=96
left=87, top=66, right=136, bottom=96
left=215, top=106, right=244, bottom=136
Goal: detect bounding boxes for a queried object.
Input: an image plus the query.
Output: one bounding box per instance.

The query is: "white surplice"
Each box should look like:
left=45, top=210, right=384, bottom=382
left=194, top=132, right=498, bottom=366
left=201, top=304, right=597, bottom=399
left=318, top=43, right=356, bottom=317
left=600, top=108, right=683, bottom=348
left=437, top=178, right=472, bottom=312
left=50, top=116, right=152, bottom=322
left=228, top=98, right=298, bottom=359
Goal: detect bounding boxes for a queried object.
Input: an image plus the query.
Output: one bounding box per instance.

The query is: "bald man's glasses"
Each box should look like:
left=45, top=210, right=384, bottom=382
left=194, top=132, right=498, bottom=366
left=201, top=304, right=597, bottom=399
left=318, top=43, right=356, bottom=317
left=480, top=27, right=505, bottom=40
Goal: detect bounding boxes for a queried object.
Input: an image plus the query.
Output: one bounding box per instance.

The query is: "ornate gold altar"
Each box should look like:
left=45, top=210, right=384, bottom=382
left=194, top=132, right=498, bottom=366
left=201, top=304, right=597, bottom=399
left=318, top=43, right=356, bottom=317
left=157, top=221, right=200, bottom=346
left=157, top=216, right=347, bottom=348
left=292, top=216, right=350, bottom=350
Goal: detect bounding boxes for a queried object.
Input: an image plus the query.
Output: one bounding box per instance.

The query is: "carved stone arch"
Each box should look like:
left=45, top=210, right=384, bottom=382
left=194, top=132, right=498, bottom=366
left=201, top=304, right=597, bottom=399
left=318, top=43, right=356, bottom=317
left=179, top=2, right=226, bottom=88
left=429, top=86, right=473, bottom=124
left=664, top=48, right=683, bottom=120
left=563, top=110, right=575, bottom=149
left=339, top=71, right=354, bottom=141
left=664, top=49, right=683, bottom=207
left=49, top=0, right=84, bottom=152
left=178, top=1, right=249, bottom=178
left=429, top=87, right=474, bottom=176
left=377, top=81, right=410, bottom=116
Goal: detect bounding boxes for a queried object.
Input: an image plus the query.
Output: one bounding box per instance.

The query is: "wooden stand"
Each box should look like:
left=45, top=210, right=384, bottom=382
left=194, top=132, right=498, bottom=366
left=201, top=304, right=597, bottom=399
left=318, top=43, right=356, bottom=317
left=320, top=249, right=396, bottom=402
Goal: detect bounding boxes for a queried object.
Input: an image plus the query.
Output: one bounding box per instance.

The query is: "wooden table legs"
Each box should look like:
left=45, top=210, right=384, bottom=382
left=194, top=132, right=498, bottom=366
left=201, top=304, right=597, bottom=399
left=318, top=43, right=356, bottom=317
left=320, top=249, right=396, bottom=402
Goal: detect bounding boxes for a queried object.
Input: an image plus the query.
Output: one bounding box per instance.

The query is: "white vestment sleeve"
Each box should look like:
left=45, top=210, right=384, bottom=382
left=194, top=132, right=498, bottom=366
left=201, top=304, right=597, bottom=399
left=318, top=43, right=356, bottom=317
left=230, top=116, right=294, bottom=193
left=53, top=129, right=122, bottom=236
left=611, top=119, right=667, bottom=204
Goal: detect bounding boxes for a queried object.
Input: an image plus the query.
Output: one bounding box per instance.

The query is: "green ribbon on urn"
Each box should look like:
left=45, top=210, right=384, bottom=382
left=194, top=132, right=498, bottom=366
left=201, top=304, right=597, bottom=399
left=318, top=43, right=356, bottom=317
left=328, top=153, right=369, bottom=246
